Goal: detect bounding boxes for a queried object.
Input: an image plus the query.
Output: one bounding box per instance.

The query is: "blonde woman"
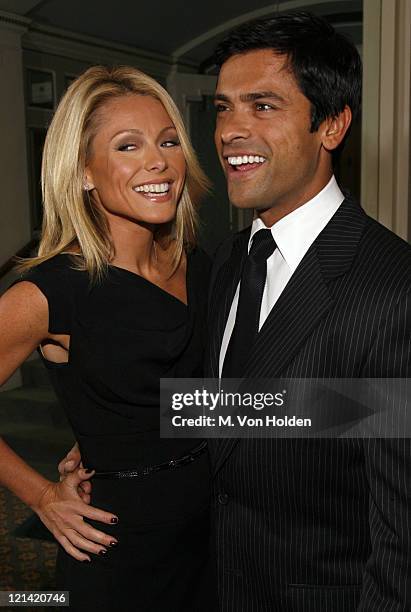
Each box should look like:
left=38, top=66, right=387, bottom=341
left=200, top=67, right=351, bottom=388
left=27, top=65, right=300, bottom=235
left=0, top=66, right=215, bottom=611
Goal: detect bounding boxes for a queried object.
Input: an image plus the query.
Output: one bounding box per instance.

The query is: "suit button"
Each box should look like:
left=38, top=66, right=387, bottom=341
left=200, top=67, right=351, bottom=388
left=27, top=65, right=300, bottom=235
left=218, top=492, right=229, bottom=505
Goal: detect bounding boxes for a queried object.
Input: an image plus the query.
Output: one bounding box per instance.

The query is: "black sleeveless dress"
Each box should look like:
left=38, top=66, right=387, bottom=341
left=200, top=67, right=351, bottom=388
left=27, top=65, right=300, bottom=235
left=17, top=250, right=214, bottom=612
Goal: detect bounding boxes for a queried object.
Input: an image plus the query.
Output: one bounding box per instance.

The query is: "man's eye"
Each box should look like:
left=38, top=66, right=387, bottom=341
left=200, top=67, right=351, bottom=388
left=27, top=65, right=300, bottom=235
left=215, top=104, right=229, bottom=113
left=118, top=143, right=136, bottom=151
left=161, top=140, right=180, bottom=148
left=256, top=103, right=275, bottom=111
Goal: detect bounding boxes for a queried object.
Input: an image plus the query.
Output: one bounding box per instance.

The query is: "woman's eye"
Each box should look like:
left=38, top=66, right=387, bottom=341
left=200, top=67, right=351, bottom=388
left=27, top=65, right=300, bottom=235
left=161, top=140, right=180, bottom=148
left=118, top=143, right=137, bottom=151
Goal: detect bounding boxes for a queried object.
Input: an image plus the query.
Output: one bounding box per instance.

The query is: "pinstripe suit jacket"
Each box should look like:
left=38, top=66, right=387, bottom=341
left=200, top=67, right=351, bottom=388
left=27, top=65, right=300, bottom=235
left=205, top=198, right=411, bottom=612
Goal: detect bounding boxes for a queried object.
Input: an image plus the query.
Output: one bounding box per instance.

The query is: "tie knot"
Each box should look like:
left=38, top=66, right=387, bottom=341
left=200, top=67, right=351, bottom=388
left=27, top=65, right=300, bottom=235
left=249, top=229, right=276, bottom=262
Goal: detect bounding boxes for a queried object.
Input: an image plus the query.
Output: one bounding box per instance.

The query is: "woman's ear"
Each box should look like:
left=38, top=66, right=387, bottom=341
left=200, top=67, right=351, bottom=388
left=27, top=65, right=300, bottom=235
left=320, top=105, right=352, bottom=152
left=83, top=170, right=95, bottom=191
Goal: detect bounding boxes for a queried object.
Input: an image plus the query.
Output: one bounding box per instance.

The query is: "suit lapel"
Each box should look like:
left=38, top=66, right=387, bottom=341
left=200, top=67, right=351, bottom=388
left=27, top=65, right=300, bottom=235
left=207, top=229, right=249, bottom=377
left=209, top=198, right=368, bottom=475
left=244, top=197, right=367, bottom=377
left=245, top=246, right=333, bottom=377
left=206, top=231, right=249, bottom=474
left=210, top=243, right=333, bottom=475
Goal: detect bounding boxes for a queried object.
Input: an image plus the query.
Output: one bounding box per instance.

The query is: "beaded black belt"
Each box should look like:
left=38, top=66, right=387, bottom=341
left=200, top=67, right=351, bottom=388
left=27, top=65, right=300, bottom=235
left=92, top=440, right=208, bottom=479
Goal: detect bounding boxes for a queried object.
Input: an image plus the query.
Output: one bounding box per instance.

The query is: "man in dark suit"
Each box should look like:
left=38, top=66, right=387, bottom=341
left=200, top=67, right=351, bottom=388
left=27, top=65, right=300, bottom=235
left=58, top=11, right=410, bottom=612
left=206, top=11, right=411, bottom=612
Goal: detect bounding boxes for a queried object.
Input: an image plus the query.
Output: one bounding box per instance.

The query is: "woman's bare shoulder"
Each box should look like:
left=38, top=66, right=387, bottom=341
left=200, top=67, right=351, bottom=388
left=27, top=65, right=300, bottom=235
left=0, top=280, right=49, bottom=341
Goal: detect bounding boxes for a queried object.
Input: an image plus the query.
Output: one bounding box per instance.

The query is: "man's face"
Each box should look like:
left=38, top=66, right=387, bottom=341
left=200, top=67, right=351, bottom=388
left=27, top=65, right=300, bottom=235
left=214, top=49, right=329, bottom=222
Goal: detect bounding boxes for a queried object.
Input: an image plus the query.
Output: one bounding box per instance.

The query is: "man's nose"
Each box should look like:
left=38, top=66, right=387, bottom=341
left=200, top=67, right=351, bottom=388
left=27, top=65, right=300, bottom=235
left=219, top=111, right=252, bottom=143
left=144, top=146, right=167, bottom=172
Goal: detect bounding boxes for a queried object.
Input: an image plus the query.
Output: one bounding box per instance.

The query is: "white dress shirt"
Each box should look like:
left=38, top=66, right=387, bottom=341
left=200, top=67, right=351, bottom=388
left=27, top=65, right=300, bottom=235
left=219, top=176, right=345, bottom=376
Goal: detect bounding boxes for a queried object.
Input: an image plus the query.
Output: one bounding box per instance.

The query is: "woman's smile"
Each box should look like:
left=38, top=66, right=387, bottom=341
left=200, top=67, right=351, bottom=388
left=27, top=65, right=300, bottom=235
left=132, top=179, right=174, bottom=202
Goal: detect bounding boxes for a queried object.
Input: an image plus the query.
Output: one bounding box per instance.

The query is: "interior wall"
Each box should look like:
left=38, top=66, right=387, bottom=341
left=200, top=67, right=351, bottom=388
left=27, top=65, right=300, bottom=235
left=0, top=21, right=31, bottom=270
left=361, top=0, right=411, bottom=240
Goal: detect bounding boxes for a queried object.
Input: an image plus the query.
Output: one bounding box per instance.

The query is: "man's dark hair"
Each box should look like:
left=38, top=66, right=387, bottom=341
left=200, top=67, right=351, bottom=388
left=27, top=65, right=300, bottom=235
left=214, top=11, right=362, bottom=133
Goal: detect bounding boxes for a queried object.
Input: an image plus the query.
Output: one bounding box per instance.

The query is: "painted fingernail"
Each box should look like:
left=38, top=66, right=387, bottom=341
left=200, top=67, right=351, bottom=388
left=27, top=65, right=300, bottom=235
left=99, top=549, right=107, bottom=556
left=110, top=517, right=119, bottom=524
left=83, top=558, right=91, bottom=563
left=84, top=469, right=93, bottom=474
left=109, top=540, right=118, bottom=547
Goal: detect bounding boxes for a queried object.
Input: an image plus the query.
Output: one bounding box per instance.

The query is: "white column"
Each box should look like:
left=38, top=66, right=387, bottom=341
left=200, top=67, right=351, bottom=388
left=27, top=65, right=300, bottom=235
left=361, top=0, right=411, bottom=241
left=0, top=12, right=31, bottom=268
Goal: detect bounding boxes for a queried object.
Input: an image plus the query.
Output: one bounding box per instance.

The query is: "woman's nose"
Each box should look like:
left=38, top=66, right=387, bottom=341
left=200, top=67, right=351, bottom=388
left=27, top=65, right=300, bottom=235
left=144, top=146, right=167, bottom=172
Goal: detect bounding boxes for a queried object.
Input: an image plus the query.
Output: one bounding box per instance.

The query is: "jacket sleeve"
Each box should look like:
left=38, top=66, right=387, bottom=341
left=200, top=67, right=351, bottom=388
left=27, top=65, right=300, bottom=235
left=358, top=291, right=411, bottom=611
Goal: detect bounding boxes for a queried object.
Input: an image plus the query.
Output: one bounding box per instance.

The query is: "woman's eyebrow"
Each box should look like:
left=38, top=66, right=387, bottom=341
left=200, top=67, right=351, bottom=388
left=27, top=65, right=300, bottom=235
left=111, top=126, right=177, bottom=140
left=110, top=128, right=143, bottom=140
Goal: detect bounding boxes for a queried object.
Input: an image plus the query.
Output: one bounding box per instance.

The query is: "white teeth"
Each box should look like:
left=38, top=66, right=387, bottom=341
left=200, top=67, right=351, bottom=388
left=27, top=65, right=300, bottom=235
left=227, top=155, right=266, bottom=166
left=134, top=182, right=170, bottom=193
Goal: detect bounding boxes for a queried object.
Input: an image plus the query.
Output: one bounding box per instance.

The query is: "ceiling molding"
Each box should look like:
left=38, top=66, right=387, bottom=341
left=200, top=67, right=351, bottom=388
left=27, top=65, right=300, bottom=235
left=172, top=0, right=361, bottom=60
left=0, top=1, right=43, bottom=14
left=0, top=9, right=31, bottom=33
left=21, top=19, right=197, bottom=78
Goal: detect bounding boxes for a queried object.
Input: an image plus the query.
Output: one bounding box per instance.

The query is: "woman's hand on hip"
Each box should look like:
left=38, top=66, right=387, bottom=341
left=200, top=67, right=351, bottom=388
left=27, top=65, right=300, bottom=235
left=34, top=468, right=119, bottom=562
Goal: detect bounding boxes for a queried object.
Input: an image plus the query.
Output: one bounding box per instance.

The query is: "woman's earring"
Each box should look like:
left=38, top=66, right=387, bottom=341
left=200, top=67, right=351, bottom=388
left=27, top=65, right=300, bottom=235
left=83, top=182, right=91, bottom=191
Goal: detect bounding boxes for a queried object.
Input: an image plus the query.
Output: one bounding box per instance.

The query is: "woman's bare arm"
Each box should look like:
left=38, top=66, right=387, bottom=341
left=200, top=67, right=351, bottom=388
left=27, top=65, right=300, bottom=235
left=0, top=282, right=119, bottom=560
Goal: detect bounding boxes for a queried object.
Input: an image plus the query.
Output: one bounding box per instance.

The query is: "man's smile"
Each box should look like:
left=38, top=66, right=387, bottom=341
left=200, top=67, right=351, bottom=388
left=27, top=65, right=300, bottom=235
left=225, top=153, right=267, bottom=177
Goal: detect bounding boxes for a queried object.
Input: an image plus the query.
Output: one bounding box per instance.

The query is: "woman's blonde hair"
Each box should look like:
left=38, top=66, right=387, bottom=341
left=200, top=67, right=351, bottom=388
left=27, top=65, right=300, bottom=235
left=20, top=65, right=210, bottom=278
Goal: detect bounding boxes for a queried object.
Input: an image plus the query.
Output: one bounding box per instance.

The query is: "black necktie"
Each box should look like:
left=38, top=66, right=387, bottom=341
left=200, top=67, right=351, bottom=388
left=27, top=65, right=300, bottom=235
left=222, top=229, right=276, bottom=378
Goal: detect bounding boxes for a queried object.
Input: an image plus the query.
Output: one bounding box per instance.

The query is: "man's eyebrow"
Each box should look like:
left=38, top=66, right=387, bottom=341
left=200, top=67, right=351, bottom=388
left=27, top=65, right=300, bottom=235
left=213, top=91, right=287, bottom=104
left=240, top=91, right=287, bottom=104
left=213, top=93, right=230, bottom=103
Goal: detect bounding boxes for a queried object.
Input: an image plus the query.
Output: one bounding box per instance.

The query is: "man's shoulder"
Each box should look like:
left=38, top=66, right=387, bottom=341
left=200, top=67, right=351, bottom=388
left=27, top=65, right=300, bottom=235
left=212, top=226, right=250, bottom=266
left=337, top=202, right=411, bottom=303
left=362, top=211, right=410, bottom=251
left=360, top=211, right=411, bottom=279
left=207, top=227, right=250, bottom=300
left=329, top=196, right=410, bottom=277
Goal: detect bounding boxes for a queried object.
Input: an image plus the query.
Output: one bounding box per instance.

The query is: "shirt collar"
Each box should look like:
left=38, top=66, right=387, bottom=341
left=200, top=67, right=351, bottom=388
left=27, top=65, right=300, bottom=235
left=248, top=176, right=345, bottom=272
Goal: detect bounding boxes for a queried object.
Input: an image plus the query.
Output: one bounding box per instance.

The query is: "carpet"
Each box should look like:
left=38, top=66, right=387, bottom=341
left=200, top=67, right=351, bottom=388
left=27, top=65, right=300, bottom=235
left=0, top=485, right=57, bottom=610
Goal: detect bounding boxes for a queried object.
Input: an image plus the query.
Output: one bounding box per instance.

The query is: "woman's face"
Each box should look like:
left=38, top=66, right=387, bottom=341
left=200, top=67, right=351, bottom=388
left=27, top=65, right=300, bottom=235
left=85, top=94, right=186, bottom=227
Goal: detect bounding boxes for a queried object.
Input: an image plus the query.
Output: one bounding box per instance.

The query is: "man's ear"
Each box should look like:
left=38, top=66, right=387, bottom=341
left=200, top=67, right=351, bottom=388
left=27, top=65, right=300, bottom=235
left=321, top=105, right=352, bottom=152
